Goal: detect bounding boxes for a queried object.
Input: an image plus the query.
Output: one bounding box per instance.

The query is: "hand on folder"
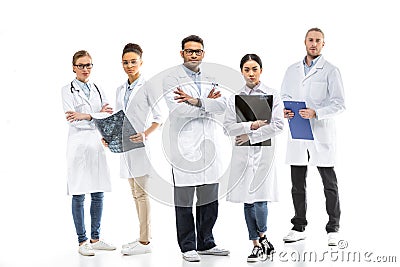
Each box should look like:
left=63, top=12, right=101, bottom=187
left=236, top=134, right=250, bottom=145
left=283, top=101, right=314, bottom=140
left=284, top=109, right=295, bottom=120
left=299, top=108, right=316, bottom=119
left=129, top=132, right=146, bottom=143
left=100, top=104, right=113, bottom=114
left=101, top=138, right=109, bottom=148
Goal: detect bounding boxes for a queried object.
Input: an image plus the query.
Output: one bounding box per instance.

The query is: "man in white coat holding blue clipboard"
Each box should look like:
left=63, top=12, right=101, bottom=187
left=280, top=28, right=345, bottom=246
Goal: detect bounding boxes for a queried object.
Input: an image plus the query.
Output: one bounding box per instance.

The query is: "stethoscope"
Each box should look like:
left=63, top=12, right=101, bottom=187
left=70, top=80, right=103, bottom=104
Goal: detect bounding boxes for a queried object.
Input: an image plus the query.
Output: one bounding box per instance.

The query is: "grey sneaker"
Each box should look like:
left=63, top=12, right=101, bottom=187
left=121, top=242, right=152, bottom=255
left=79, top=243, right=95, bottom=256
left=182, top=250, right=201, bottom=262
left=283, top=230, right=306, bottom=243
left=198, top=246, right=230, bottom=256
left=90, top=240, right=117, bottom=251
left=328, top=232, right=339, bottom=246
left=122, top=239, right=139, bottom=249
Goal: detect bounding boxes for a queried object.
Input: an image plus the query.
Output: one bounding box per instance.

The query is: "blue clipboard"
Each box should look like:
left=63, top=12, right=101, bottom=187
left=283, top=101, right=314, bottom=140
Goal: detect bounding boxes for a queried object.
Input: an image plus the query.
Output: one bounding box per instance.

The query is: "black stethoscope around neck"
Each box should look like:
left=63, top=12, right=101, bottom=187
left=70, top=80, right=103, bottom=104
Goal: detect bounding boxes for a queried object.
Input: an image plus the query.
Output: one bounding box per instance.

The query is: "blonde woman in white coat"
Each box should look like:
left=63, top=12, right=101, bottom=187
left=224, top=54, right=284, bottom=262
left=62, top=50, right=116, bottom=256
left=105, top=43, right=162, bottom=255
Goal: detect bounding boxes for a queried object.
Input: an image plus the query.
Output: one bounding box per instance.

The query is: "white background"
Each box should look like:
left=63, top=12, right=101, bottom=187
left=0, top=0, right=399, bottom=266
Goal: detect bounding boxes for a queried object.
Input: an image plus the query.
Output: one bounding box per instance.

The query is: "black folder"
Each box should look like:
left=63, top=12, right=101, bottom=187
left=235, top=94, right=273, bottom=146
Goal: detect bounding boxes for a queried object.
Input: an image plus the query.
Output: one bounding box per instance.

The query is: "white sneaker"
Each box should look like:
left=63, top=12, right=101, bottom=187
left=79, top=243, right=95, bottom=256
left=122, top=239, right=139, bottom=249
left=328, top=232, right=339, bottom=246
left=198, top=246, right=230, bottom=256
left=182, top=250, right=201, bottom=262
left=283, top=230, right=306, bottom=243
left=90, top=240, right=117, bottom=251
left=121, top=242, right=152, bottom=255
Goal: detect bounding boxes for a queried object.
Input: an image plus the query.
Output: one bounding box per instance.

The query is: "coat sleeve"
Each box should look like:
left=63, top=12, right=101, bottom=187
left=163, top=73, right=205, bottom=118
left=61, top=86, right=95, bottom=130
left=223, top=94, right=253, bottom=136
left=280, top=67, right=293, bottom=101
left=201, top=95, right=227, bottom=115
left=248, top=91, right=285, bottom=144
left=115, top=85, right=124, bottom=112
left=145, top=83, right=164, bottom=124
left=315, top=67, right=345, bottom=120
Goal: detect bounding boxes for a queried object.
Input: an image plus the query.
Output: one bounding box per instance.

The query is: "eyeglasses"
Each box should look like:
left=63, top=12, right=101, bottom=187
left=122, top=59, right=141, bottom=67
left=183, top=49, right=204, bottom=56
left=74, top=63, right=93, bottom=70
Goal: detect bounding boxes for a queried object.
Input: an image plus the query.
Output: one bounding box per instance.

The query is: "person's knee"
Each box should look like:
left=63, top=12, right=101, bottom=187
left=73, top=194, right=85, bottom=203
left=91, top=192, right=104, bottom=201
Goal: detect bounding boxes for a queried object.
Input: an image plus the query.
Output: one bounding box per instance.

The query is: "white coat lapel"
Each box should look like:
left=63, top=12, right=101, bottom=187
left=200, top=74, right=216, bottom=97
left=302, top=56, right=326, bottom=83
left=126, top=75, right=145, bottom=108
left=73, top=80, right=92, bottom=107
left=177, top=66, right=200, bottom=97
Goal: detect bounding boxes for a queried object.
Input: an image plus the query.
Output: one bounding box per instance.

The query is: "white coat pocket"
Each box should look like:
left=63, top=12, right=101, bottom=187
left=309, top=82, right=327, bottom=102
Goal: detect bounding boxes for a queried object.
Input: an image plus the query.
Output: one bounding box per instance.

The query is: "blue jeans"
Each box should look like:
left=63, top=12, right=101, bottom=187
left=72, top=192, right=104, bottom=243
left=244, top=201, right=268, bottom=240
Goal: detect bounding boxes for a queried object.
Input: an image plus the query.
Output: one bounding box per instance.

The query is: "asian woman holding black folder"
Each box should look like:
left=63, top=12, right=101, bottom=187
left=223, top=54, right=284, bottom=263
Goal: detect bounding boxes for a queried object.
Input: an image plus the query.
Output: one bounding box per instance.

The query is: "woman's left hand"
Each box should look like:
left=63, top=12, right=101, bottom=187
left=129, top=132, right=146, bottom=143
left=100, top=104, right=113, bottom=114
left=235, top=134, right=249, bottom=145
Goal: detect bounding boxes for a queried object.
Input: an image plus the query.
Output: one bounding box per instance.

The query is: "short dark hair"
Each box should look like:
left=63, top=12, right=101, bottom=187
left=305, top=27, right=325, bottom=39
left=181, top=35, right=204, bottom=50
left=122, top=43, right=143, bottom=58
left=240, top=54, right=262, bottom=70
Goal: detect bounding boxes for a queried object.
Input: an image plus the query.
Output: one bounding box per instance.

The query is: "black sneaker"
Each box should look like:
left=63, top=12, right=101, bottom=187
left=259, top=235, right=275, bottom=256
left=247, top=246, right=264, bottom=262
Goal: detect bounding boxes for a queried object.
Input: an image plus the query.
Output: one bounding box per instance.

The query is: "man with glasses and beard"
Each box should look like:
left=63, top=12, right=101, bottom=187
left=163, top=35, right=229, bottom=262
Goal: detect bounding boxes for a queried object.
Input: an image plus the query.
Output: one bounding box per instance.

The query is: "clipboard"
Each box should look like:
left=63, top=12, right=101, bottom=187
left=93, top=110, right=144, bottom=153
left=283, top=101, right=314, bottom=140
left=235, top=94, right=273, bottom=146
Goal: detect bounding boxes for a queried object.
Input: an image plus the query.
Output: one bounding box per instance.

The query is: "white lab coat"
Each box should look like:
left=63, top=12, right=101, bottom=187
left=61, top=80, right=111, bottom=195
left=224, top=83, right=284, bottom=203
left=281, top=56, right=345, bottom=166
left=163, top=65, right=227, bottom=187
left=115, top=76, right=163, bottom=178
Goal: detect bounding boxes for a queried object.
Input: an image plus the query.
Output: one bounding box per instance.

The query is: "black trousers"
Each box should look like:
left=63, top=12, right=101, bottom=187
left=174, top=183, right=219, bottom=253
left=290, top=165, right=340, bottom=233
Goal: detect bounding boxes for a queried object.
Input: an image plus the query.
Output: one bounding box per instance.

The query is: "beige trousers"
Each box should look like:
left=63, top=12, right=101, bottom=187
left=128, top=175, right=151, bottom=242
